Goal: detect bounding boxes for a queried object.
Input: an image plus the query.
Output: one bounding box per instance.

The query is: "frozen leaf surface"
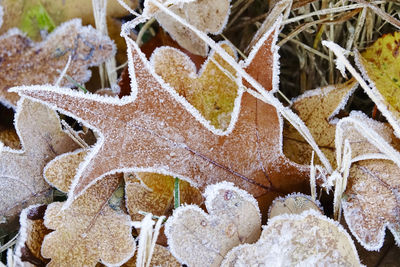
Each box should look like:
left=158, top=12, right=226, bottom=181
left=125, top=172, right=202, bottom=221
left=13, top=20, right=309, bottom=204
left=144, top=0, right=230, bottom=56
left=0, top=98, right=79, bottom=230
left=165, top=182, right=262, bottom=267
left=268, top=193, right=322, bottom=218
left=14, top=204, right=50, bottom=267
left=41, top=174, right=135, bottom=267
left=284, top=79, right=358, bottom=167
left=339, top=112, right=400, bottom=251
left=0, top=19, right=115, bottom=108
left=221, top=210, right=362, bottom=266
left=356, top=32, right=400, bottom=137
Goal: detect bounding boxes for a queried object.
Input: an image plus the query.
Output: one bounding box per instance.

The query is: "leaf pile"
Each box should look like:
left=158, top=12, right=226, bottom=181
left=1, top=0, right=400, bottom=266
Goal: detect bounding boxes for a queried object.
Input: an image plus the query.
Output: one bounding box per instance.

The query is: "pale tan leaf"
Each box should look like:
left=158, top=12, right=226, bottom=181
left=221, top=210, right=362, bottom=266
left=0, top=98, right=80, bottom=232
left=145, top=0, right=230, bottom=56
left=41, top=174, right=136, bottom=266
left=268, top=193, right=322, bottom=219
left=165, top=182, right=261, bottom=267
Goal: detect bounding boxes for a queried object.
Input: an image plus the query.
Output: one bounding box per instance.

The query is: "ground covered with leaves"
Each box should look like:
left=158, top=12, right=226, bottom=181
left=0, top=0, right=400, bottom=266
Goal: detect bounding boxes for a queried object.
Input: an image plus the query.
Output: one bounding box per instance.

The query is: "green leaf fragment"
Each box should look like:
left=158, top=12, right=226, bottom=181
left=20, top=4, right=55, bottom=39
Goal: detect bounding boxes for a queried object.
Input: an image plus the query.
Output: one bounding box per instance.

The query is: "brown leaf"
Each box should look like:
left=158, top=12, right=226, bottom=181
left=283, top=79, right=358, bottom=167
left=145, top=0, right=231, bottom=56
left=125, top=172, right=203, bottom=221
left=14, top=204, right=51, bottom=267
left=123, top=245, right=180, bottom=267
left=0, top=19, right=115, bottom=108
left=221, top=210, right=361, bottom=266
left=0, top=0, right=137, bottom=63
left=165, top=182, right=262, bottom=267
left=13, top=21, right=309, bottom=205
left=0, top=126, right=20, bottom=150
left=41, top=174, right=136, bottom=266
left=0, top=98, right=80, bottom=232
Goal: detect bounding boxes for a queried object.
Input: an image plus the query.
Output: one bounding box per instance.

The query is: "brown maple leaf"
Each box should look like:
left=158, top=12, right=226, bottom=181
left=12, top=20, right=308, bottom=205
left=0, top=19, right=115, bottom=108
left=0, top=98, right=80, bottom=232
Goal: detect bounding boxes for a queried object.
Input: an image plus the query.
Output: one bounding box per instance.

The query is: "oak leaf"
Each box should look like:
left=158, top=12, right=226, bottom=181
left=13, top=19, right=308, bottom=205
left=165, top=182, right=262, bottom=267
left=338, top=112, right=400, bottom=251
left=0, top=98, right=80, bottom=231
left=0, top=19, right=115, bottom=108
left=221, top=210, right=362, bottom=266
left=283, top=79, right=358, bottom=167
left=355, top=32, right=400, bottom=137
left=144, top=0, right=231, bottom=56
left=40, top=174, right=136, bottom=266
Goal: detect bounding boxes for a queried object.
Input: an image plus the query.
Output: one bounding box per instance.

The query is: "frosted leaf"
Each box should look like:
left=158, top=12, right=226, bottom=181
left=268, top=193, right=323, bottom=219
left=0, top=19, right=115, bottom=108
left=44, top=148, right=89, bottom=193
left=165, top=182, right=261, bottom=267
left=14, top=205, right=50, bottom=266
left=283, top=79, right=358, bottom=168
left=355, top=32, right=400, bottom=138
left=13, top=19, right=309, bottom=206
left=221, top=210, right=362, bottom=267
left=125, top=172, right=202, bottom=221
left=144, top=0, right=231, bottom=56
left=123, top=244, right=180, bottom=267
left=0, top=98, right=80, bottom=231
left=41, top=174, right=136, bottom=266
left=151, top=43, right=238, bottom=130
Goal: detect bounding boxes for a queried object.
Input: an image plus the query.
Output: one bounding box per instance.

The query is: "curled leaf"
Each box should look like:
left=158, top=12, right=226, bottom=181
left=165, top=182, right=261, bottom=267
left=221, top=210, right=362, bottom=266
